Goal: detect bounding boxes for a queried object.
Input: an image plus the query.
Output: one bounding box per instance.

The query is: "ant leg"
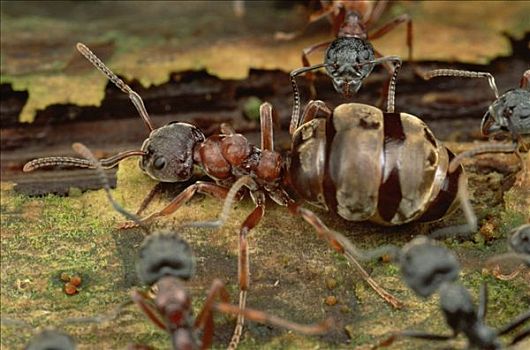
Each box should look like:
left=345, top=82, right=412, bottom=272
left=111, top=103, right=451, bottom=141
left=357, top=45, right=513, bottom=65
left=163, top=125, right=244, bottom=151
left=497, top=310, right=530, bottom=336
left=214, top=302, right=333, bottom=335
left=287, top=203, right=403, bottom=309
left=364, top=0, right=389, bottom=28
left=131, top=290, right=167, bottom=331
left=220, top=122, right=236, bottom=135
left=136, top=183, right=163, bottom=215
left=511, top=327, right=530, bottom=345
left=520, top=69, right=530, bottom=89
left=289, top=99, right=333, bottom=136
left=193, top=279, right=231, bottom=349
left=274, top=3, right=335, bottom=41
left=477, top=283, right=488, bottom=321
left=228, top=201, right=266, bottom=350
left=430, top=172, right=477, bottom=239
left=368, top=13, right=413, bottom=64
left=260, top=102, right=274, bottom=151
left=119, top=182, right=231, bottom=229
left=301, top=41, right=332, bottom=99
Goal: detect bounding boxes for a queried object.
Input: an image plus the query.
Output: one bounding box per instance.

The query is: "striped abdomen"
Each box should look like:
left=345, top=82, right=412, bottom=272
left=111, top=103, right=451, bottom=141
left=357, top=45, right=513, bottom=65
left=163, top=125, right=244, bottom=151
left=288, top=103, right=462, bottom=226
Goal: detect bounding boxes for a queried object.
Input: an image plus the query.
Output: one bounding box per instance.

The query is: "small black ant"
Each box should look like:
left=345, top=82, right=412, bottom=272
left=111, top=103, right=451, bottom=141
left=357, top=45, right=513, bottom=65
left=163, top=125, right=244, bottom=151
left=424, top=69, right=530, bottom=238
left=288, top=0, right=413, bottom=133
left=72, top=142, right=333, bottom=349
left=359, top=236, right=530, bottom=349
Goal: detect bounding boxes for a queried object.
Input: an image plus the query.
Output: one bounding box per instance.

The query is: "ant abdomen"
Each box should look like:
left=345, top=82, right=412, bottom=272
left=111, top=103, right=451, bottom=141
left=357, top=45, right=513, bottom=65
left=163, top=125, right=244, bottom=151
left=289, top=102, right=463, bottom=225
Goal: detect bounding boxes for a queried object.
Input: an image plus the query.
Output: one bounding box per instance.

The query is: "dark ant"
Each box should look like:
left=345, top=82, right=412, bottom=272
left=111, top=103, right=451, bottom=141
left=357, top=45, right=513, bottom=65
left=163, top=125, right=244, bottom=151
left=288, top=0, right=413, bottom=133
left=356, top=237, right=530, bottom=350
left=424, top=68, right=530, bottom=145
left=73, top=142, right=333, bottom=350
left=24, top=42, right=467, bottom=316
left=424, top=69, right=530, bottom=237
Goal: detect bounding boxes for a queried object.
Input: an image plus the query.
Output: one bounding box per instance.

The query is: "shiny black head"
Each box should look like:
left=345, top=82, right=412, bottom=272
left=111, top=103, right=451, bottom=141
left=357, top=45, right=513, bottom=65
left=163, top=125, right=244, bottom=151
left=140, top=122, right=205, bottom=183
left=399, top=237, right=460, bottom=298
left=25, top=330, right=76, bottom=350
left=324, top=37, right=375, bottom=97
left=137, top=232, right=196, bottom=285
left=481, top=89, right=530, bottom=137
left=509, top=224, right=530, bottom=256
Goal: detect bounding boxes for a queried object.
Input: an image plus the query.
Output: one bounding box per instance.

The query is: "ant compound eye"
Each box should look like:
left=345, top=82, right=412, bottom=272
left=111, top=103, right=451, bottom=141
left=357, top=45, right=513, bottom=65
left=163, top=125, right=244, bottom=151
left=153, top=156, right=166, bottom=170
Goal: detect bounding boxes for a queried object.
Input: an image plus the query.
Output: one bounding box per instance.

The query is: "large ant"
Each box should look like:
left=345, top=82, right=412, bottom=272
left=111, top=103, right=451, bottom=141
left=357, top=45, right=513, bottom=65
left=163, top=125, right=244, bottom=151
left=288, top=0, right=413, bottom=133
left=24, top=42, right=465, bottom=343
left=355, top=236, right=530, bottom=349
left=73, top=142, right=333, bottom=350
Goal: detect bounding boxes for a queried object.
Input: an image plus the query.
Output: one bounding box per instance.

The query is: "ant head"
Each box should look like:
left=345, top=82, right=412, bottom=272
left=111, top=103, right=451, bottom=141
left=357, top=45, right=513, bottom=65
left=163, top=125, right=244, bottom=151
left=140, top=122, right=205, bottom=183
left=481, top=89, right=530, bottom=136
left=136, top=232, right=196, bottom=286
left=155, top=276, right=192, bottom=328
left=509, top=224, right=530, bottom=255
left=399, top=237, right=460, bottom=298
left=324, top=37, right=375, bottom=97
left=25, top=329, right=76, bottom=350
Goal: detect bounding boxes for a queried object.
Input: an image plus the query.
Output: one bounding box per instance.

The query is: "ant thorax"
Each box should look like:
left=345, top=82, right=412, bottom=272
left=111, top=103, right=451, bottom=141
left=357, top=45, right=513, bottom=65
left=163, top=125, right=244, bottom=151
left=193, top=133, right=283, bottom=187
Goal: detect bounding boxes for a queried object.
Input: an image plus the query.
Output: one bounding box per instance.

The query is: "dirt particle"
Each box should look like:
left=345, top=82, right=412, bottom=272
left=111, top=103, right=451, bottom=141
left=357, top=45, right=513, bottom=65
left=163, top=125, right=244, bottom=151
left=325, top=278, right=337, bottom=290
left=70, top=275, right=82, bottom=287
left=60, top=272, right=71, bottom=282
left=325, top=295, right=337, bottom=306
left=64, top=283, right=78, bottom=295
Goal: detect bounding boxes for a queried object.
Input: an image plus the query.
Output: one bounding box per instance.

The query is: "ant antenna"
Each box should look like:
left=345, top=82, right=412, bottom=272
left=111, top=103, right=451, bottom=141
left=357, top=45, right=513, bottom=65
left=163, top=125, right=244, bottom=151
left=71, top=143, right=147, bottom=231
left=351, top=56, right=402, bottom=113
left=423, top=69, right=500, bottom=99
left=76, top=43, right=155, bottom=132
left=290, top=63, right=329, bottom=134
left=23, top=150, right=146, bottom=172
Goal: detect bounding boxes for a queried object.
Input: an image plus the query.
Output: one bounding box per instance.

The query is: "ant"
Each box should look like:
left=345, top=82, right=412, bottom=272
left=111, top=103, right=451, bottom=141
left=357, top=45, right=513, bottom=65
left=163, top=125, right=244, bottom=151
left=73, top=142, right=333, bottom=350
left=358, top=237, right=530, bottom=349
left=423, top=69, right=530, bottom=237
left=288, top=0, right=413, bottom=133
